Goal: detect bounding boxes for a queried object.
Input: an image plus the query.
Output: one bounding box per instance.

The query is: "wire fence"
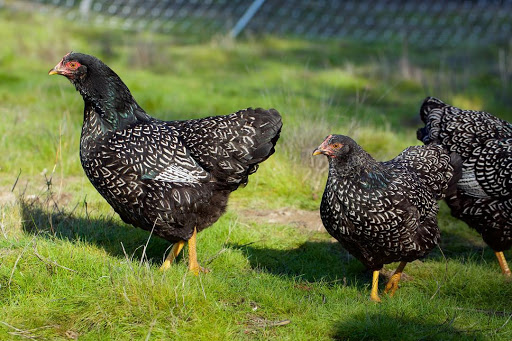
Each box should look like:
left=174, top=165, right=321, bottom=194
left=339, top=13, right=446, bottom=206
left=7, top=0, right=512, bottom=47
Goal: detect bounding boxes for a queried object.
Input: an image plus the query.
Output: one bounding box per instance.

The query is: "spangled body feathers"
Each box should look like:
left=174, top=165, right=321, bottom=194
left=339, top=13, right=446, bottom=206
left=80, top=106, right=282, bottom=242
left=417, top=97, right=512, bottom=251
left=318, top=136, right=460, bottom=270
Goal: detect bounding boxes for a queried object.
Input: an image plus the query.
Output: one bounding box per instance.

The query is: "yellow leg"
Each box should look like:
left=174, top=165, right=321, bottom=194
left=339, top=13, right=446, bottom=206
left=187, top=227, right=209, bottom=275
left=370, top=270, right=381, bottom=302
left=384, top=261, right=407, bottom=297
left=160, top=240, right=185, bottom=271
left=495, top=251, right=511, bottom=276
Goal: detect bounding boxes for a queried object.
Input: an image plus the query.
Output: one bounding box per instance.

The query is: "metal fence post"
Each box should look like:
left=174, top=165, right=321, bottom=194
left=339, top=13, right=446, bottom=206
left=79, top=0, right=93, bottom=20
left=229, top=0, right=266, bottom=38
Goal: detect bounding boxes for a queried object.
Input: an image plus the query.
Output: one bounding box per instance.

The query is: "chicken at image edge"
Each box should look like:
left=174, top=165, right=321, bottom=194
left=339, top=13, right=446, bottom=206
left=418, top=97, right=512, bottom=276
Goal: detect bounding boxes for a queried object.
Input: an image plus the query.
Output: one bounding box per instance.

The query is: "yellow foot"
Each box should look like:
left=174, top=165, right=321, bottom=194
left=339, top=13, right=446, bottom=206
left=187, top=226, right=210, bottom=276
left=370, top=292, right=382, bottom=303
left=159, top=240, right=185, bottom=271
left=495, top=251, right=511, bottom=276
left=189, top=264, right=210, bottom=276
left=370, top=270, right=381, bottom=302
left=383, top=261, right=407, bottom=297
left=159, top=260, right=172, bottom=271
left=383, top=273, right=401, bottom=296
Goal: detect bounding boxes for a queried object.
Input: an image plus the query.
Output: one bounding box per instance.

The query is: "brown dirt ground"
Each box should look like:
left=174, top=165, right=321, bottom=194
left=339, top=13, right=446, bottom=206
left=238, top=207, right=324, bottom=232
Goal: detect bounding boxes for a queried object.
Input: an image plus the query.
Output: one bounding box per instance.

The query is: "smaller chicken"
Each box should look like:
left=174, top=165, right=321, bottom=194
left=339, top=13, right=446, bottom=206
left=314, top=135, right=461, bottom=302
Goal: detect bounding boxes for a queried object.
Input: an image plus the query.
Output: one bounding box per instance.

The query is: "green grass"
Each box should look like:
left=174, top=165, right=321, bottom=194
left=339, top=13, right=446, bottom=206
left=1, top=8, right=512, bottom=341
left=2, top=196, right=512, bottom=340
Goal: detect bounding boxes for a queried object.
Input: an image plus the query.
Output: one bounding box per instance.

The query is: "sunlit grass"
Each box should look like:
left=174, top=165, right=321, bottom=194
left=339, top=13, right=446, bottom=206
left=1, top=196, right=511, bottom=340
left=1, top=8, right=512, bottom=341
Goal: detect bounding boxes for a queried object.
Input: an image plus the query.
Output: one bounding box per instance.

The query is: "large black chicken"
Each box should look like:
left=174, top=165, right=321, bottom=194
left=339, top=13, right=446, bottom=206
left=313, top=135, right=461, bottom=301
left=417, top=97, right=512, bottom=276
left=49, top=52, right=282, bottom=274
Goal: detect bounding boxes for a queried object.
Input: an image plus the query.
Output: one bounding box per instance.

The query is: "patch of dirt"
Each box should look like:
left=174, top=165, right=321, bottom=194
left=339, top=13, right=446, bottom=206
left=0, top=188, right=75, bottom=208
left=0, top=174, right=85, bottom=207
left=238, top=207, right=324, bottom=232
left=242, top=314, right=291, bottom=335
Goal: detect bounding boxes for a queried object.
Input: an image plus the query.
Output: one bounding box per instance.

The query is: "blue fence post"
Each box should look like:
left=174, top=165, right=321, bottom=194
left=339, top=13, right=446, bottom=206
left=229, top=0, right=266, bottom=38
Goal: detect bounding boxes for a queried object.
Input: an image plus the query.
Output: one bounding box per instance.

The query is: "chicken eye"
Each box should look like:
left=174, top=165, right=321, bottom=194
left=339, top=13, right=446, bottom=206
left=67, top=61, right=79, bottom=69
left=331, top=143, right=343, bottom=149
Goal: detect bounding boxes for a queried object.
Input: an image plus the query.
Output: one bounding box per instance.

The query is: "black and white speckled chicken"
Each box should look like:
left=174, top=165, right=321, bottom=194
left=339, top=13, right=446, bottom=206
left=49, top=52, right=282, bottom=274
left=417, top=97, right=512, bottom=276
left=313, top=135, right=461, bottom=301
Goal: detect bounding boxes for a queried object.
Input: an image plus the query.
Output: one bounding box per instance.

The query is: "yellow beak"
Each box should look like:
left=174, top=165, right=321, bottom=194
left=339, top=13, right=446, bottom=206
left=48, top=60, right=64, bottom=75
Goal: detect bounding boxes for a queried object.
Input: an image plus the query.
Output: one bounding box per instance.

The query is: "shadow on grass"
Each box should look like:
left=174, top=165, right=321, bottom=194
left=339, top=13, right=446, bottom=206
left=428, top=218, right=500, bottom=268
left=19, top=193, right=170, bottom=265
left=332, top=311, right=487, bottom=341
left=229, top=223, right=503, bottom=292
left=229, top=240, right=376, bottom=290
left=18, top=189, right=502, bottom=284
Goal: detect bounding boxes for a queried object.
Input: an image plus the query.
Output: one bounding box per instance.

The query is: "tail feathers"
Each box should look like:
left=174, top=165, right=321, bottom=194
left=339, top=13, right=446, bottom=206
left=419, top=96, right=447, bottom=122
left=417, top=96, right=448, bottom=145
left=233, top=108, right=282, bottom=185
left=244, top=108, right=282, bottom=163
left=416, top=126, right=429, bottom=144
left=423, top=147, right=463, bottom=201
left=396, top=145, right=461, bottom=200
left=172, top=107, right=282, bottom=189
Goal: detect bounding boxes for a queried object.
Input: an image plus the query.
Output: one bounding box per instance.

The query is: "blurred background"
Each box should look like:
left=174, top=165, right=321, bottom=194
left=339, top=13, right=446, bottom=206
left=1, top=0, right=511, bottom=198
left=9, top=0, right=512, bottom=46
